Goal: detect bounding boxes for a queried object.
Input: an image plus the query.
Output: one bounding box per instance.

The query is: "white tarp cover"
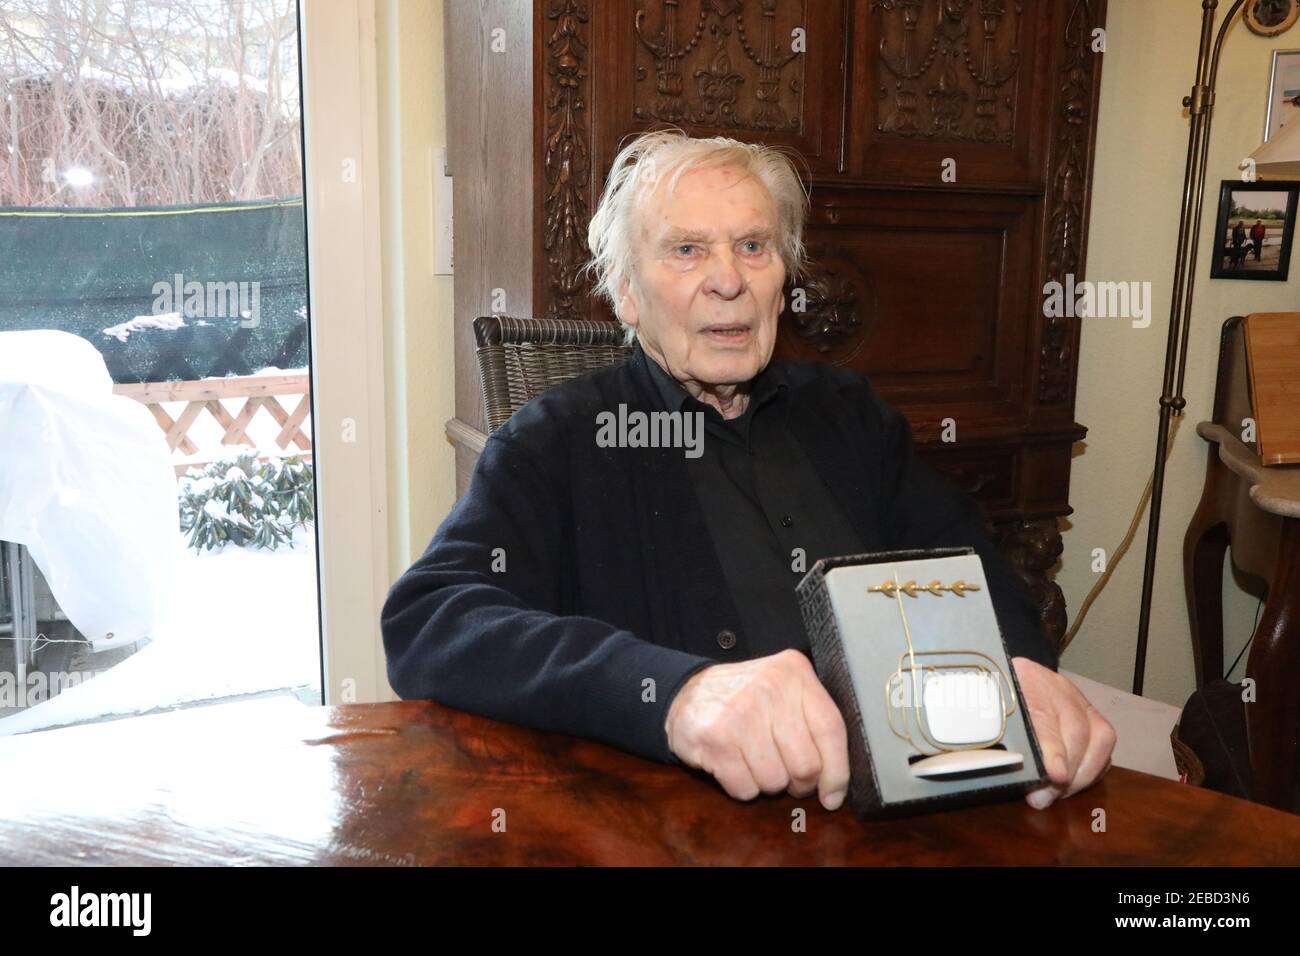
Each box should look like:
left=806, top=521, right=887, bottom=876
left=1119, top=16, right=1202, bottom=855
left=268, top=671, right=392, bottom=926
left=0, top=330, right=178, bottom=650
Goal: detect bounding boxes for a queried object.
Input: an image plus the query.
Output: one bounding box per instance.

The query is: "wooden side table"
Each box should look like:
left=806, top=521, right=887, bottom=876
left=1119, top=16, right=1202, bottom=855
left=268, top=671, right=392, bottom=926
left=1184, top=422, right=1300, bottom=812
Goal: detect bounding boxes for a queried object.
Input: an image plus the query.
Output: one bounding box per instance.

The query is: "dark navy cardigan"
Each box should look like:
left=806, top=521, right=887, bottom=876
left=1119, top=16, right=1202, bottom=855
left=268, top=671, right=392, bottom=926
left=381, top=342, right=1058, bottom=766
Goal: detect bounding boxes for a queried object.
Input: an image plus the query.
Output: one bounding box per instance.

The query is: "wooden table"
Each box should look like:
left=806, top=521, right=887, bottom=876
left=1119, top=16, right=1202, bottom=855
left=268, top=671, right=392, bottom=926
left=1185, top=422, right=1300, bottom=811
left=1, top=695, right=1297, bottom=865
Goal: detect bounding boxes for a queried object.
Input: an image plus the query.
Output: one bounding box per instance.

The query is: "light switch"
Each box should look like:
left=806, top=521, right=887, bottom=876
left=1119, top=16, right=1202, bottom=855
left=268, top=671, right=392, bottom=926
left=431, top=146, right=453, bottom=276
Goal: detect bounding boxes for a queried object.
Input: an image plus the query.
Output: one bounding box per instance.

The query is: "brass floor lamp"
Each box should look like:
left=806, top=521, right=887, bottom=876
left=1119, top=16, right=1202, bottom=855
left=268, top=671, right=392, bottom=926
left=1133, top=0, right=1297, bottom=694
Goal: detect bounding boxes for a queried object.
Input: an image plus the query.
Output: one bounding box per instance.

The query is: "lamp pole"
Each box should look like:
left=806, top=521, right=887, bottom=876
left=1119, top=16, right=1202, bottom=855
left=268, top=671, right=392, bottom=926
left=1132, top=0, right=1249, bottom=695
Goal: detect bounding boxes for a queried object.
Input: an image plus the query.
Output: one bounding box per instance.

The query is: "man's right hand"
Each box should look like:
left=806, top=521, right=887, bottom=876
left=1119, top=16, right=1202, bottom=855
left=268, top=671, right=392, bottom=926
left=664, top=648, right=850, bottom=810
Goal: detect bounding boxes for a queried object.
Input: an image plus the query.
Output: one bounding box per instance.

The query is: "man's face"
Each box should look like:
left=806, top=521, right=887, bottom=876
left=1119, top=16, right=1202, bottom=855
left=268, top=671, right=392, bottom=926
left=619, top=163, right=786, bottom=395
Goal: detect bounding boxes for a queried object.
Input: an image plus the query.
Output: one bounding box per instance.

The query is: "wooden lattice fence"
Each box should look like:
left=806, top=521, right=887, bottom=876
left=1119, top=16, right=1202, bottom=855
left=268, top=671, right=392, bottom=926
left=112, top=373, right=312, bottom=475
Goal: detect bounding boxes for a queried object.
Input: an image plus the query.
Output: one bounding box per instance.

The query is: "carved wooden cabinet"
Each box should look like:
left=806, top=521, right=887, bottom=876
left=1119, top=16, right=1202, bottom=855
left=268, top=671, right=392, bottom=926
left=444, top=0, right=1108, bottom=649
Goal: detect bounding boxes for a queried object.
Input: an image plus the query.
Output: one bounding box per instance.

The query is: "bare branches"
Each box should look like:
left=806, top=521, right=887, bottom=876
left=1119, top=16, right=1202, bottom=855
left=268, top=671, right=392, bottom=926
left=0, top=0, right=302, bottom=206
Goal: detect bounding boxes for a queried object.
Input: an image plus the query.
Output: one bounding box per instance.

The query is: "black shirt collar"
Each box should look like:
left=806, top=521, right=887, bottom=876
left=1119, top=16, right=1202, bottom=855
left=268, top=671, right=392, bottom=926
left=633, top=337, right=787, bottom=418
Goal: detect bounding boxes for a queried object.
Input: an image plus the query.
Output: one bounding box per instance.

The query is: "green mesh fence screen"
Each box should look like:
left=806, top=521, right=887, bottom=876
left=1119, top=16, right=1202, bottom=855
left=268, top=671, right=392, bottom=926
left=0, top=197, right=307, bottom=384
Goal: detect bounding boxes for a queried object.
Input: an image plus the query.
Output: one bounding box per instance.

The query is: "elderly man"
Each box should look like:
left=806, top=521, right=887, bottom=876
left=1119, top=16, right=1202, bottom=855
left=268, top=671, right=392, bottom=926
left=382, top=130, right=1115, bottom=813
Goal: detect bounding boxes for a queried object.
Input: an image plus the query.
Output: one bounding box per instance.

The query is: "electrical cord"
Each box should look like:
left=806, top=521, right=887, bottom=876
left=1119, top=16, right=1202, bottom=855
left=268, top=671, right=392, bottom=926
left=1059, top=414, right=1185, bottom=653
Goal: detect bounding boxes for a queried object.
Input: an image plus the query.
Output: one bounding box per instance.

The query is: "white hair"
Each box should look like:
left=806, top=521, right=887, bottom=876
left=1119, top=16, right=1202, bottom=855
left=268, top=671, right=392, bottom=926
left=584, top=129, right=810, bottom=345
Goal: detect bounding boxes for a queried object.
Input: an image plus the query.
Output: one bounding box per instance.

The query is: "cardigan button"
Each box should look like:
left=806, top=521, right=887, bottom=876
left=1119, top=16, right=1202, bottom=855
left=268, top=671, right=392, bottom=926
left=716, top=629, right=737, bottom=650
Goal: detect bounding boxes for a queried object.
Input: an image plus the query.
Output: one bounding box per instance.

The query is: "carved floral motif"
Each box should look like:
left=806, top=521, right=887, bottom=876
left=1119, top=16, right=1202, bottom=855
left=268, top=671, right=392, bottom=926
left=874, top=0, right=1024, bottom=143
left=633, top=0, right=804, bottom=131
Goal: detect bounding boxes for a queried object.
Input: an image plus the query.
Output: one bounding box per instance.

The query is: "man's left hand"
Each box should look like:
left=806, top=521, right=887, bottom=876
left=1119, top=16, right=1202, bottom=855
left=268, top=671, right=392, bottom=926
left=1012, top=656, right=1117, bottom=810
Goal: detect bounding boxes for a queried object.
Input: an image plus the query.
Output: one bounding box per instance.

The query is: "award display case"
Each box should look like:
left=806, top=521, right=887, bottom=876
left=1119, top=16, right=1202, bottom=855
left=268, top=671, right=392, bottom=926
left=797, top=547, right=1049, bottom=818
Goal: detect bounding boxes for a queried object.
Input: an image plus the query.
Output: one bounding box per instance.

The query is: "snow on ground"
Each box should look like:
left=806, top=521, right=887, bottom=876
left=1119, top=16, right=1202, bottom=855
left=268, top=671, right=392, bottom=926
left=248, top=365, right=308, bottom=376
left=101, top=311, right=187, bottom=343
left=0, top=523, right=321, bottom=736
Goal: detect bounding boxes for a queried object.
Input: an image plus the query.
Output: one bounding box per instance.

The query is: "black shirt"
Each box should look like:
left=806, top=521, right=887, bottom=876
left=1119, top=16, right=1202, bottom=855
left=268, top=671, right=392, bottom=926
left=638, top=344, right=868, bottom=658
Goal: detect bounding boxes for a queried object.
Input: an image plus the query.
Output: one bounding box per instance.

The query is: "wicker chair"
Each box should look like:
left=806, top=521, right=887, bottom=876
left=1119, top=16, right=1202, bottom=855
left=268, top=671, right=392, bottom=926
left=473, top=315, right=634, bottom=433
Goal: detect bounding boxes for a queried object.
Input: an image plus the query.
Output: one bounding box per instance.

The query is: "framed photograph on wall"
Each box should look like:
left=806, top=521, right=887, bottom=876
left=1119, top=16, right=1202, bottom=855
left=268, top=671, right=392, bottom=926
left=1265, top=49, right=1300, bottom=141
left=1210, top=180, right=1300, bottom=280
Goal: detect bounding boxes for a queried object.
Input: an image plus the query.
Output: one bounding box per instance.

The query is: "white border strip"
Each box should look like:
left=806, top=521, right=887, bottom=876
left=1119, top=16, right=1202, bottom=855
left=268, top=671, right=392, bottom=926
left=301, top=0, right=393, bottom=704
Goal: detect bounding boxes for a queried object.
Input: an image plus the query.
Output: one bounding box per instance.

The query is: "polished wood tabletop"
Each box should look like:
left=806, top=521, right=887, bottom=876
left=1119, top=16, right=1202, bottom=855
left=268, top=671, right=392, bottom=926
left=0, top=694, right=1296, bottom=866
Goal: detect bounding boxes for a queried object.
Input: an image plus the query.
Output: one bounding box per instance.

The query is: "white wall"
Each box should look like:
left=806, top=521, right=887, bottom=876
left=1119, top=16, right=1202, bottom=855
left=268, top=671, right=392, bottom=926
left=1060, top=0, right=1298, bottom=708
left=377, top=0, right=456, bottom=586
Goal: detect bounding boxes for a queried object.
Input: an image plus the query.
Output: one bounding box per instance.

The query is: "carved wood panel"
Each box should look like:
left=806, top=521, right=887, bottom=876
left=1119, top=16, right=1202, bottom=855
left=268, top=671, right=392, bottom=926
left=847, top=0, right=1056, bottom=185
left=600, top=0, right=847, bottom=176
left=631, top=0, right=809, bottom=134
left=781, top=188, right=1038, bottom=429
left=872, top=0, right=1026, bottom=145
left=539, top=0, right=594, bottom=324
left=1036, top=0, right=1103, bottom=409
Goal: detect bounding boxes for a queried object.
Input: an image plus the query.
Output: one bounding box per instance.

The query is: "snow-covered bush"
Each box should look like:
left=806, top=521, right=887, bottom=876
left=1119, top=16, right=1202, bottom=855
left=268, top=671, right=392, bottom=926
left=178, top=450, right=314, bottom=552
